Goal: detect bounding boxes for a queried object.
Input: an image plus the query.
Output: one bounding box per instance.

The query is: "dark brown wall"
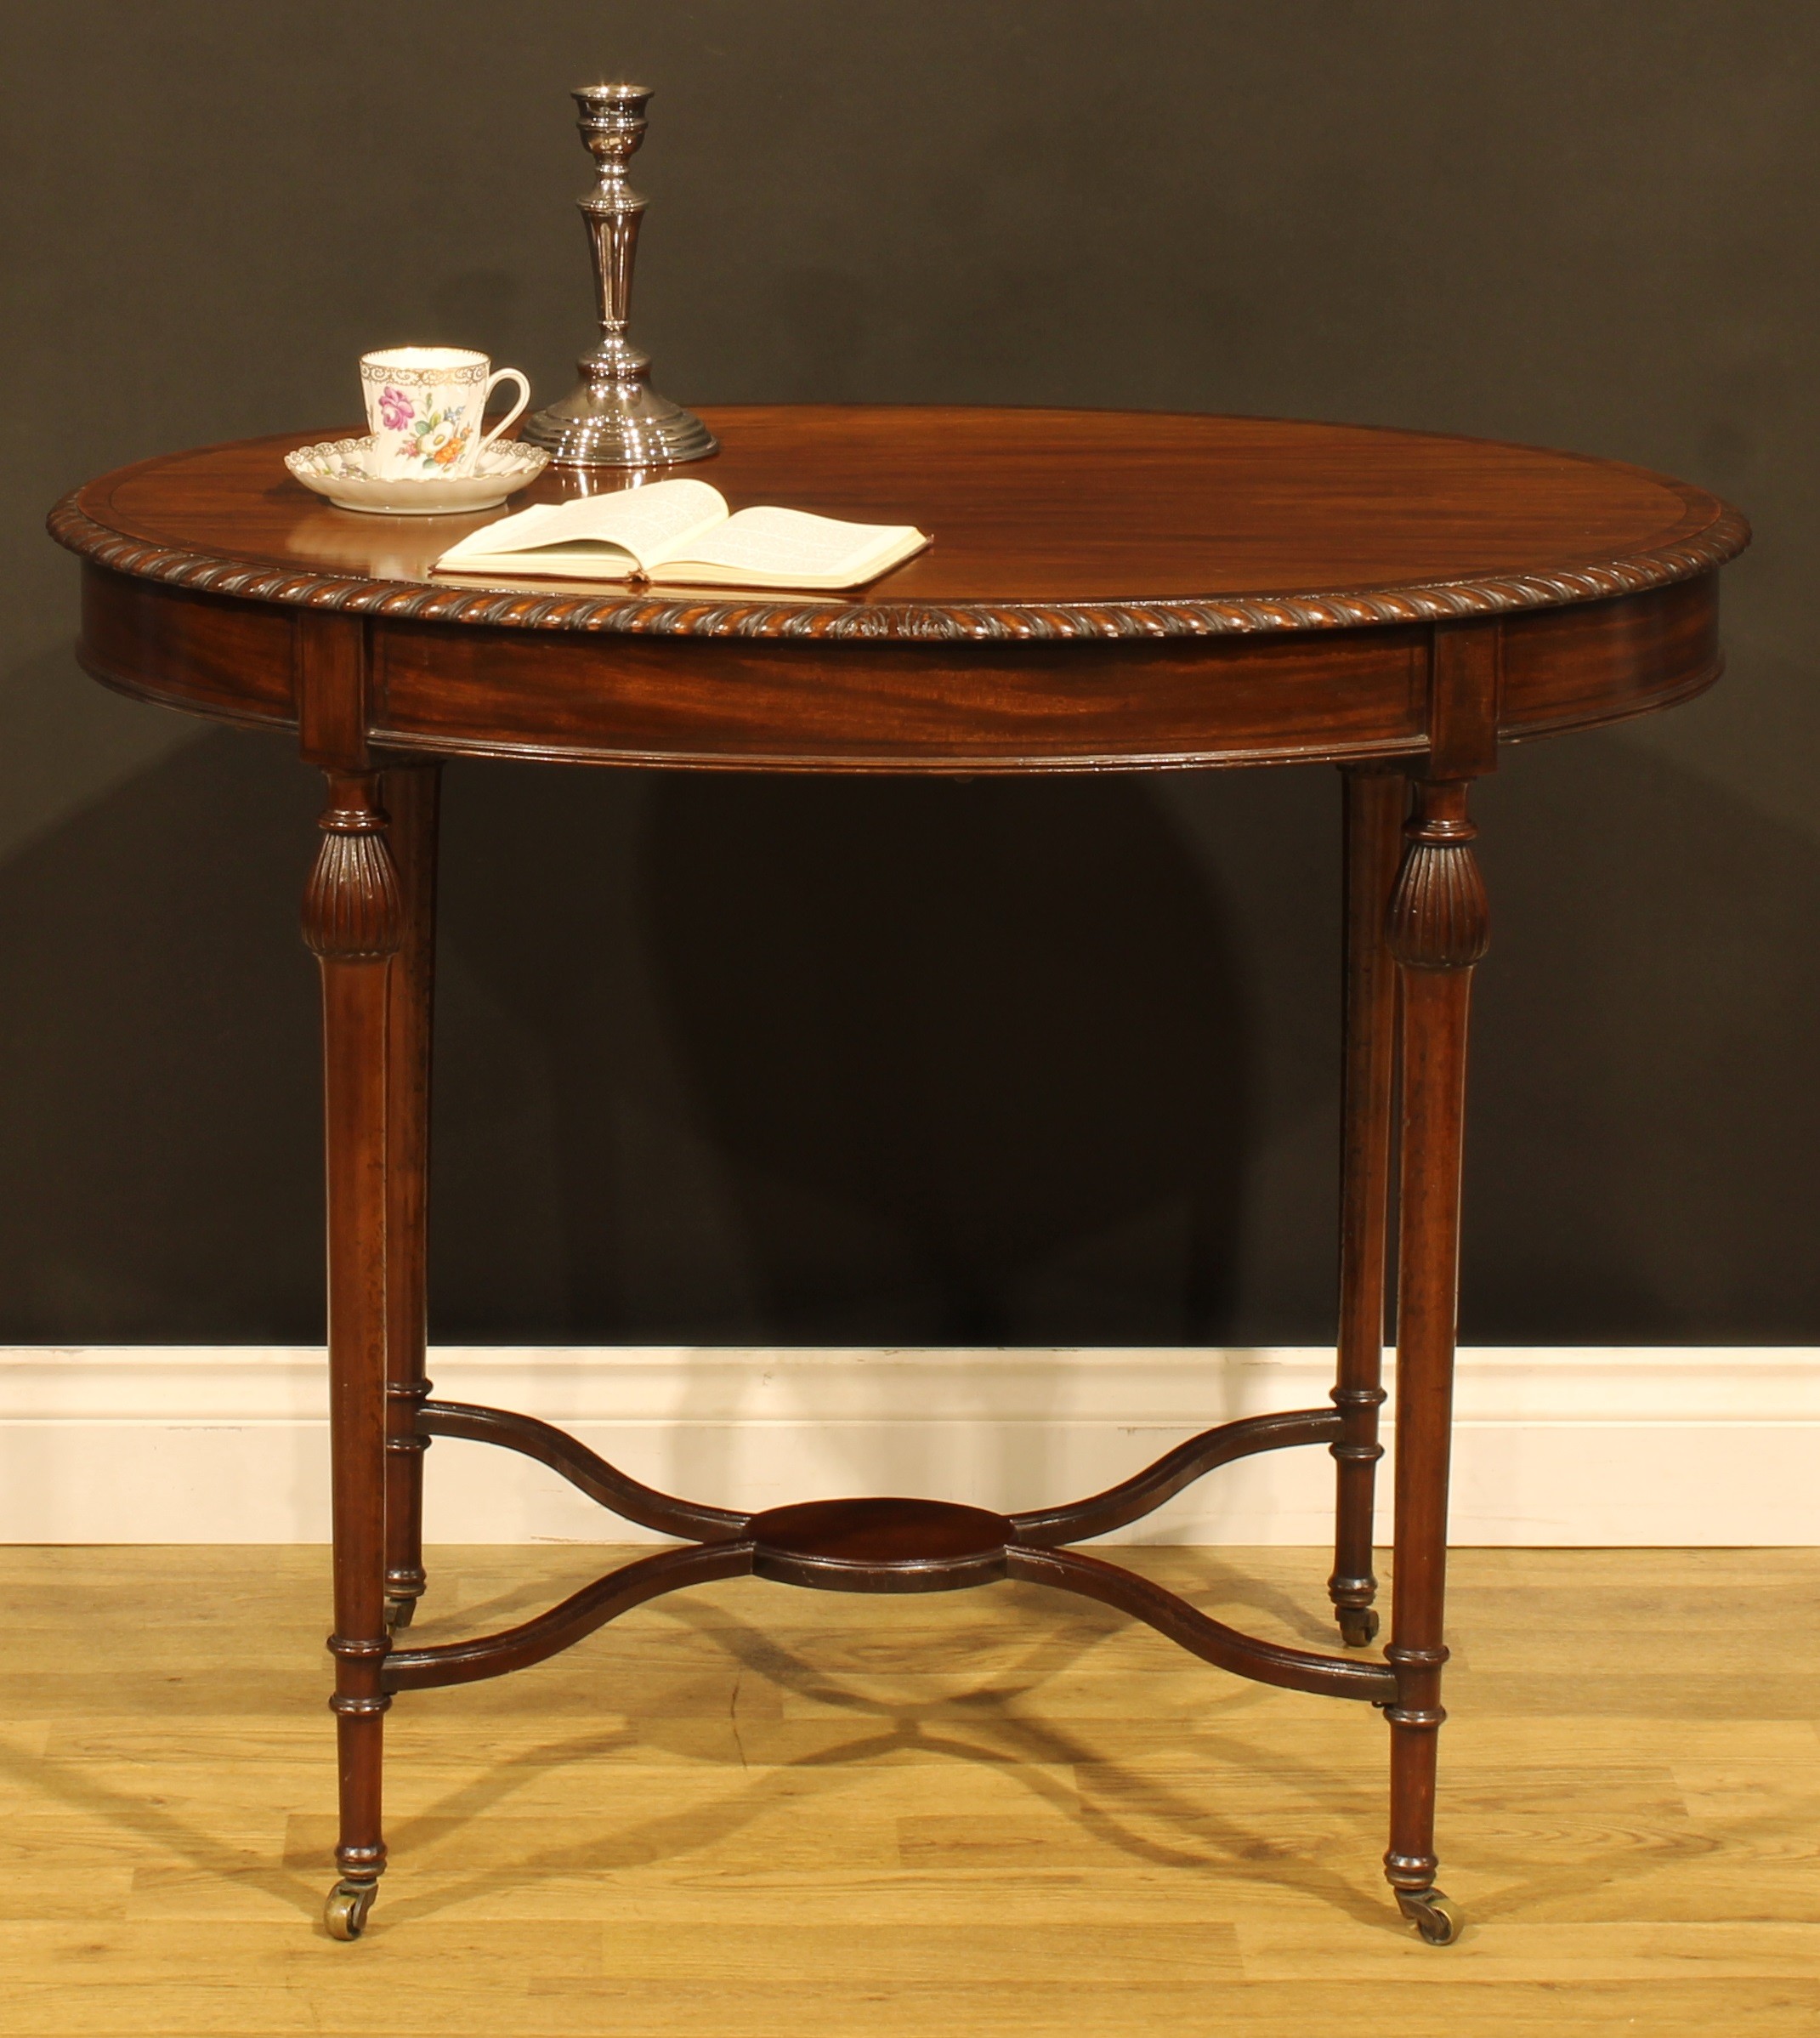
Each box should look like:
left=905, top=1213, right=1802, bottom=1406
left=5, top=1, right=1816, bottom=1344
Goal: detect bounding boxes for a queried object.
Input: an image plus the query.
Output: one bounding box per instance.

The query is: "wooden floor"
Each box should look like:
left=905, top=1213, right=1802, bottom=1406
left=3, top=1544, right=1817, bottom=2035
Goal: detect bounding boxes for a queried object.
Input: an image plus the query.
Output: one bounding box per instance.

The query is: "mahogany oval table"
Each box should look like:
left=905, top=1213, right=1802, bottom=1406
left=50, top=406, right=1749, bottom=1944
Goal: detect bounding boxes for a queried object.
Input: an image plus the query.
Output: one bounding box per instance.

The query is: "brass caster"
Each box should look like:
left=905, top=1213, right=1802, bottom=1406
left=1396, top=1887, right=1463, bottom=1945
left=1336, top=1604, right=1380, bottom=1648
left=324, top=1878, right=377, bottom=1941
left=384, top=1596, right=417, bottom=1632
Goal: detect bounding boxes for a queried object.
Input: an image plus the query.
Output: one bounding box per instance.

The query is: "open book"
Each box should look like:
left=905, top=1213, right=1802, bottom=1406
left=433, top=477, right=928, bottom=591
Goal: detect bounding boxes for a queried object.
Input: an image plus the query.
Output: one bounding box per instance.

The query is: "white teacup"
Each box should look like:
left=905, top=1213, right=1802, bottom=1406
left=358, top=347, right=530, bottom=480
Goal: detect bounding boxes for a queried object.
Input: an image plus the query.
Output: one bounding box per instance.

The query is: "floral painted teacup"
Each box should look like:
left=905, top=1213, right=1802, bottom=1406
left=358, top=347, right=530, bottom=480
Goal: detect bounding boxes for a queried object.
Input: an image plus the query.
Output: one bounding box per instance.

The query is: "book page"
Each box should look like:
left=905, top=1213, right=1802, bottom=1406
left=663, top=505, right=924, bottom=585
left=435, top=478, right=728, bottom=573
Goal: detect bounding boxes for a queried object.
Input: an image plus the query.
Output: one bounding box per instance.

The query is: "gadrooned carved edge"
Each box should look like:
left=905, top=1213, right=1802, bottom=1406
left=48, top=494, right=1752, bottom=644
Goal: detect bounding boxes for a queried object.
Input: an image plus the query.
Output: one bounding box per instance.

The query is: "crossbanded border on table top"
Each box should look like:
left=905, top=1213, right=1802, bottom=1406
left=48, top=493, right=1751, bottom=644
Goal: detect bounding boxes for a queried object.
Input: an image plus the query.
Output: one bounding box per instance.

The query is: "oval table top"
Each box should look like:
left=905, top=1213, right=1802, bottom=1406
left=51, top=406, right=1749, bottom=773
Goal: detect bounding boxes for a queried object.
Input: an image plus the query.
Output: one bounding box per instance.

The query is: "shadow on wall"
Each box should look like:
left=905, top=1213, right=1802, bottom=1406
left=649, top=774, right=1250, bottom=1343
left=0, top=728, right=324, bottom=1341
left=0, top=721, right=1815, bottom=1347
left=438, top=769, right=1252, bottom=1344
left=1466, top=730, right=1820, bottom=1342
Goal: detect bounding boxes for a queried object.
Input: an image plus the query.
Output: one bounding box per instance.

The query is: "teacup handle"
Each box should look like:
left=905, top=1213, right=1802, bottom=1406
left=479, top=367, right=530, bottom=449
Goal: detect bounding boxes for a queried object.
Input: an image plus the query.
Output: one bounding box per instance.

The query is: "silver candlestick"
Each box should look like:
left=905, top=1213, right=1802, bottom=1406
left=520, top=83, right=717, bottom=468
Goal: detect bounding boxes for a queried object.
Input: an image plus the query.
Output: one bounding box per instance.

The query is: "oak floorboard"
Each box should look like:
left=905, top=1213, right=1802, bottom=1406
left=2, top=1544, right=1816, bottom=2035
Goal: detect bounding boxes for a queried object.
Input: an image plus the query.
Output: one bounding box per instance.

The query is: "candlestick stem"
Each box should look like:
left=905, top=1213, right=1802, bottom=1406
left=521, top=83, right=716, bottom=468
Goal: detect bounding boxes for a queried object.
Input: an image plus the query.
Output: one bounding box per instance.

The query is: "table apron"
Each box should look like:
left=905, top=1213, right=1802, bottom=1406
left=75, top=562, right=1721, bottom=771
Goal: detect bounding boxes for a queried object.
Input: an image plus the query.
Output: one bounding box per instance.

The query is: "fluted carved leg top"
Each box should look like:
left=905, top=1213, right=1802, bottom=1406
left=1386, top=781, right=1489, bottom=974
left=303, top=772, right=403, bottom=962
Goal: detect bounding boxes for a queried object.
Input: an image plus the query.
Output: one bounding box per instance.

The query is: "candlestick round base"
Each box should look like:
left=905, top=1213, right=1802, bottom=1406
left=522, top=378, right=718, bottom=468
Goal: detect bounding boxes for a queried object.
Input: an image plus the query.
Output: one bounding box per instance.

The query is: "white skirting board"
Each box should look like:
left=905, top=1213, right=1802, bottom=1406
left=0, top=1345, right=1813, bottom=1546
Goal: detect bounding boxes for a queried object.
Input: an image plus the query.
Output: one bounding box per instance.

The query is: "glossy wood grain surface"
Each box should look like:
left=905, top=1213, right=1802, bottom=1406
left=64, top=407, right=1739, bottom=615
left=53, top=406, right=1746, bottom=772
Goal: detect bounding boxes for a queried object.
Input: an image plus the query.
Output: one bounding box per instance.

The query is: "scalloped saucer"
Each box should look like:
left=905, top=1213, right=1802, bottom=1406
left=285, top=435, right=549, bottom=515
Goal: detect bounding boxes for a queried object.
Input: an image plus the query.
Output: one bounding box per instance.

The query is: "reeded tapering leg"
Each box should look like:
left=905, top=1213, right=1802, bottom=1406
left=381, top=764, right=440, bottom=1632
left=1381, top=776, right=1487, bottom=1946
left=1330, top=767, right=1405, bottom=1648
left=303, top=769, right=405, bottom=1942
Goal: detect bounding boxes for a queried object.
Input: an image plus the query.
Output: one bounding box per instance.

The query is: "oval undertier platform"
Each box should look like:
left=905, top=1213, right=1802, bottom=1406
left=747, top=1496, right=1013, bottom=1592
